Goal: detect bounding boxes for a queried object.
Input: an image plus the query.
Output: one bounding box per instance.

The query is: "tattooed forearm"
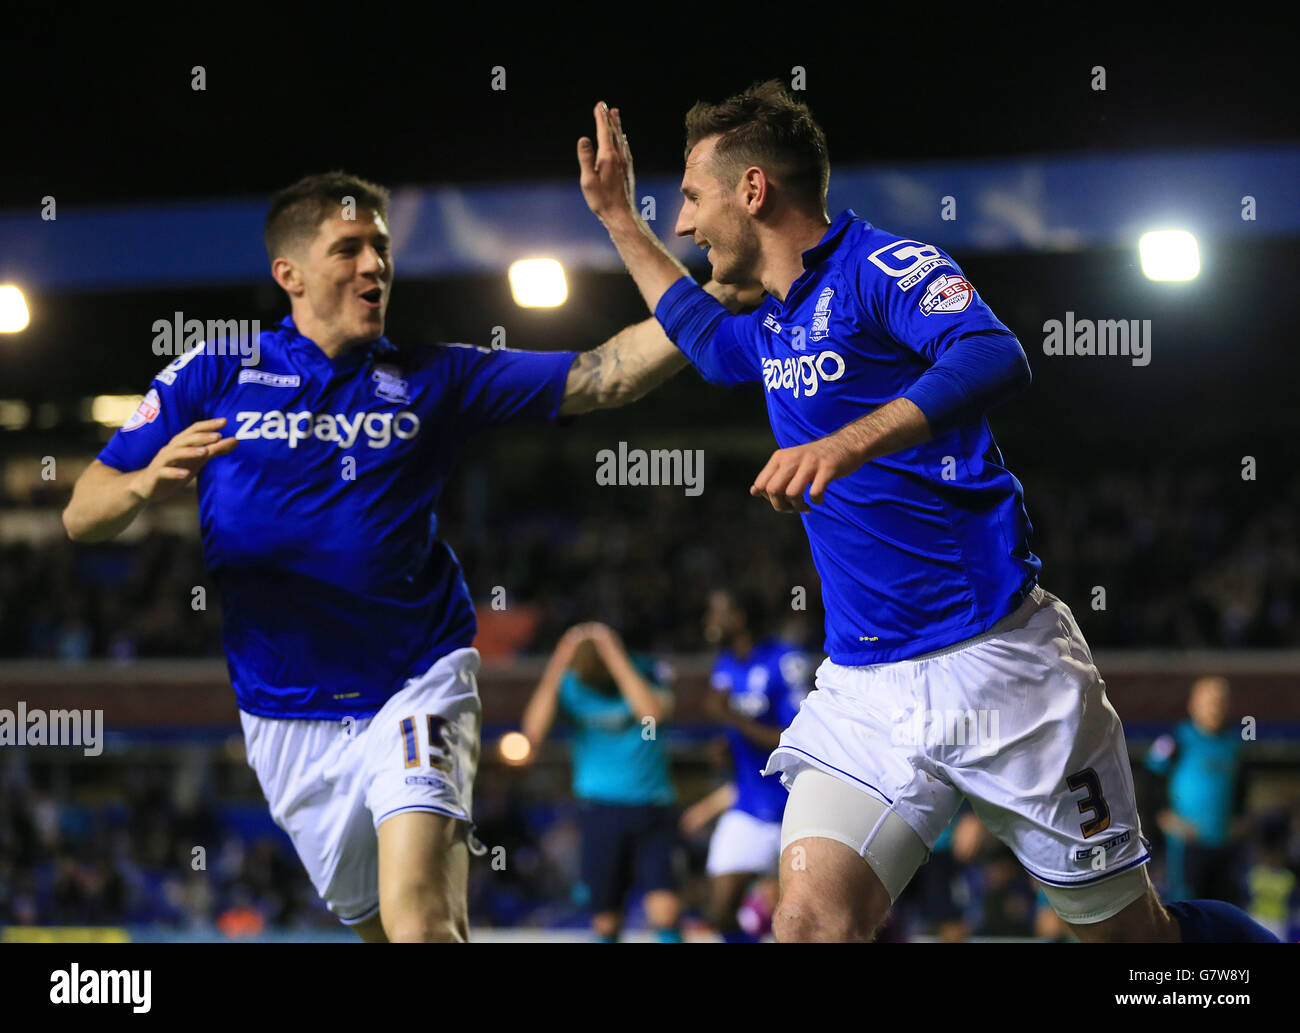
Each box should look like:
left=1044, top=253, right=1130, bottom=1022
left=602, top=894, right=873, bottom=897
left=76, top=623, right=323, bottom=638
left=559, top=318, right=688, bottom=415
left=557, top=279, right=763, bottom=416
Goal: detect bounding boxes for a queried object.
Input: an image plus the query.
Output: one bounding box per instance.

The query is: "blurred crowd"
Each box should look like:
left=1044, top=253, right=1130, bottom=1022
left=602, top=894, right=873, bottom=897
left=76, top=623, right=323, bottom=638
left=2, top=738, right=1296, bottom=939
left=2, top=465, right=1297, bottom=660
left=0, top=752, right=335, bottom=933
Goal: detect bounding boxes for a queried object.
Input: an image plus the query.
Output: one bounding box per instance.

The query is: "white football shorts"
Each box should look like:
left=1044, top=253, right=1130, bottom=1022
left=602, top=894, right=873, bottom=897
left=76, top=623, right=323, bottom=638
left=706, top=808, right=784, bottom=878
left=240, top=646, right=482, bottom=924
left=764, top=586, right=1151, bottom=921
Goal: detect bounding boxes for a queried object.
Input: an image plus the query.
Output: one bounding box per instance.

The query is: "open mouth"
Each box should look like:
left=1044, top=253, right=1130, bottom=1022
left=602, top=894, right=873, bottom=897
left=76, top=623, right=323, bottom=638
left=359, top=288, right=383, bottom=308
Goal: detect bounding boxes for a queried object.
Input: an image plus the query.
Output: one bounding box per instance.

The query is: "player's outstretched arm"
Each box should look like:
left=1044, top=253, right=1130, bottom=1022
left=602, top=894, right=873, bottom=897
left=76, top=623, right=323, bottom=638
left=680, top=782, right=738, bottom=836
left=63, top=418, right=237, bottom=542
left=704, top=687, right=783, bottom=750
left=558, top=279, right=762, bottom=416
left=749, top=398, right=932, bottom=514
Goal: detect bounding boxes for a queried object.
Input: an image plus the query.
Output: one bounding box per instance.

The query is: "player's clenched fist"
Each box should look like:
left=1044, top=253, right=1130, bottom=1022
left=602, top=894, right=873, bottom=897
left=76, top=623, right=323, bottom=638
left=577, top=102, right=638, bottom=225
left=129, top=417, right=237, bottom=503
left=750, top=438, right=854, bottom=513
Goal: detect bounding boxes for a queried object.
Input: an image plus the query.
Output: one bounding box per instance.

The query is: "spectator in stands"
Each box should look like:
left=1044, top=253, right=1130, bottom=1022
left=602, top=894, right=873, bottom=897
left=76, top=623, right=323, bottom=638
left=1245, top=813, right=1298, bottom=941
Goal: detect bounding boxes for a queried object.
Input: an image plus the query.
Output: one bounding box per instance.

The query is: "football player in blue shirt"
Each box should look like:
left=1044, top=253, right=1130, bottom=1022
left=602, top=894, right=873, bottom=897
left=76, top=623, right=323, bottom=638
left=692, top=588, right=808, bottom=941
left=62, top=171, right=755, bottom=942
left=576, top=83, right=1277, bottom=943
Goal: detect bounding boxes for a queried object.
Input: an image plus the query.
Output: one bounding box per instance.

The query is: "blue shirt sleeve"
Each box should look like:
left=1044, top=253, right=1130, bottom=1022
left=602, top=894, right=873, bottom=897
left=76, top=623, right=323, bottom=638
left=858, top=248, right=1031, bottom=434
left=447, top=344, right=579, bottom=434
left=653, top=277, right=760, bottom=386
left=97, top=344, right=225, bottom=472
left=709, top=662, right=734, bottom=694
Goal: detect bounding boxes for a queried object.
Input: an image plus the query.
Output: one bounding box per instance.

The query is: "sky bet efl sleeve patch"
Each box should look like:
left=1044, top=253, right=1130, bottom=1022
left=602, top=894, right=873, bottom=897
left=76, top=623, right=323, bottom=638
left=121, top=388, right=162, bottom=432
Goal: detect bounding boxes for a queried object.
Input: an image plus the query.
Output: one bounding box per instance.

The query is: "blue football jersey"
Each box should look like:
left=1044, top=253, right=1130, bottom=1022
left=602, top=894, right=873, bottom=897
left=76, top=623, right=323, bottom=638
left=711, top=641, right=810, bottom=822
left=98, top=316, right=576, bottom=718
left=661, top=210, right=1040, bottom=664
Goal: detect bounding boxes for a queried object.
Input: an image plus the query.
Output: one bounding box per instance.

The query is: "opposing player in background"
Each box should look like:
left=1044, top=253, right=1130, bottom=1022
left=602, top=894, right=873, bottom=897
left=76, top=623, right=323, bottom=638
left=684, top=588, right=809, bottom=941
left=62, top=171, right=755, bottom=942
left=1146, top=676, right=1244, bottom=903
left=577, top=84, right=1279, bottom=943
left=521, top=622, right=683, bottom=942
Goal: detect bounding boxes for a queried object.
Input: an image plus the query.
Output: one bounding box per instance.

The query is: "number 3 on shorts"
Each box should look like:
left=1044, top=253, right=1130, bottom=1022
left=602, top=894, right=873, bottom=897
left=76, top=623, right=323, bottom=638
left=399, top=715, right=451, bottom=772
left=1066, top=767, right=1111, bottom=837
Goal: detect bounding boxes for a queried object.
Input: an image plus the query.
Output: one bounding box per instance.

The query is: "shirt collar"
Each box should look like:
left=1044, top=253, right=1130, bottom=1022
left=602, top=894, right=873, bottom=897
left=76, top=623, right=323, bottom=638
left=278, top=315, right=397, bottom=362
left=801, top=208, right=861, bottom=269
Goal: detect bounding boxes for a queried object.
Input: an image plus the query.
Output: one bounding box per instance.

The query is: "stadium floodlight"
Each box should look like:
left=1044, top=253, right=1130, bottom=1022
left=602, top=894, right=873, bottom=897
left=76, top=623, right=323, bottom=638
left=508, top=258, right=568, bottom=308
left=90, top=395, right=144, bottom=428
left=1138, top=230, right=1200, bottom=281
left=0, top=285, right=30, bottom=332
left=498, top=730, right=532, bottom=765
left=0, top=400, right=31, bottom=429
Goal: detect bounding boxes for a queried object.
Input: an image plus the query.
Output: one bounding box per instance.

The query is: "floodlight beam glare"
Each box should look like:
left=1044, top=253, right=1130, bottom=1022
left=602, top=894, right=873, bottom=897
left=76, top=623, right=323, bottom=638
left=0, top=285, right=31, bottom=332
left=509, top=259, right=568, bottom=308
left=498, top=731, right=532, bottom=764
left=1139, top=230, right=1200, bottom=281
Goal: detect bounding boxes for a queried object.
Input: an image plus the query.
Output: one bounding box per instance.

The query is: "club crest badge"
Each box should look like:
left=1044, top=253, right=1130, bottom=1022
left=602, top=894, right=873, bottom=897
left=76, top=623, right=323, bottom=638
left=810, top=287, right=835, bottom=342
left=372, top=364, right=411, bottom=404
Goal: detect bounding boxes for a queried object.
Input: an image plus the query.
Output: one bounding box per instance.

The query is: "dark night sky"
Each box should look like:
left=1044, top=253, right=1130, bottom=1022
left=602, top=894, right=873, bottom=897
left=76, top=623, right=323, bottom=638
left=3, top=9, right=1295, bottom=207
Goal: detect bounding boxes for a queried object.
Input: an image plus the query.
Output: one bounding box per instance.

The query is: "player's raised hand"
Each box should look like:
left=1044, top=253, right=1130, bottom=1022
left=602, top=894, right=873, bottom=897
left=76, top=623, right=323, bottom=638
left=750, top=438, right=853, bottom=513
left=129, top=417, right=237, bottom=503
left=554, top=623, right=593, bottom=662
left=578, top=102, right=638, bottom=226
left=581, top=621, right=627, bottom=658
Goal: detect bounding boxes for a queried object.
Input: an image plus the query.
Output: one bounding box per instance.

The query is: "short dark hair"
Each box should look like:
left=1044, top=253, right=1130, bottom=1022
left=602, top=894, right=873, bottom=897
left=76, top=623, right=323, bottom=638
left=719, top=585, right=770, bottom=636
left=684, top=80, right=829, bottom=213
left=264, top=171, right=390, bottom=261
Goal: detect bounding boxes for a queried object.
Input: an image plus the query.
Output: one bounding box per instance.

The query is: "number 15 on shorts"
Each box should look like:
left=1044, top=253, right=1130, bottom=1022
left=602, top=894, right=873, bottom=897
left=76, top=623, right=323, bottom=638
left=400, top=715, right=451, bottom=772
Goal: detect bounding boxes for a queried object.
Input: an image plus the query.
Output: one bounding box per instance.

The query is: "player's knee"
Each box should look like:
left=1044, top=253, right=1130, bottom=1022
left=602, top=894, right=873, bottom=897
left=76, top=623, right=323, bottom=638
left=381, top=888, right=467, bottom=943
left=384, top=908, right=466, bottom=943
left=772, top=891, right=880, bottom=942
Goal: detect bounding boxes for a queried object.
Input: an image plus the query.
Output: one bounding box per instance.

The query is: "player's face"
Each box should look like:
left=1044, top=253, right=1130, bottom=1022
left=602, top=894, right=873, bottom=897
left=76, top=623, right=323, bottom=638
left=299, top=209, right=393, bottom=344
left=676, top=136, right=760, bottom=285
left=1189, top=678, right=1229, bottom=732
left=703, top=590, right=744, bottom=645
left=572, top=639, right=614, bottom=692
